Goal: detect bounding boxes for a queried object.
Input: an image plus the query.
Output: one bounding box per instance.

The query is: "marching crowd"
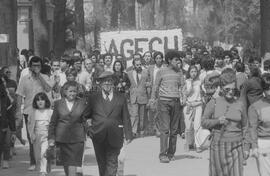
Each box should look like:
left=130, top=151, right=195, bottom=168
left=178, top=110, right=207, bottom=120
left=0, top=45, right=270, bottom=176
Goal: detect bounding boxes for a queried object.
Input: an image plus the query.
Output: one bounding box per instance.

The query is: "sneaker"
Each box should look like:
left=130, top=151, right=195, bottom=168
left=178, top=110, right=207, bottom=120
left=39, top=172, right=47, bottom=176
left=28, top=165, right=36, bottom=171
left=159, top=156, right=170, bottom=163
left=2, top=161, right=9, bottom=169
left=10, top=147, right=16, bottom=156
left=196, top=147, right=203, bottom=153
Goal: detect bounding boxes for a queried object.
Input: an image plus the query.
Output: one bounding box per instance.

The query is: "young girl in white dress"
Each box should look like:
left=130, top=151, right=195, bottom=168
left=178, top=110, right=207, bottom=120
left=28, top=92, right=52, bottom=176
left=183, top=65, right=203, bottom=152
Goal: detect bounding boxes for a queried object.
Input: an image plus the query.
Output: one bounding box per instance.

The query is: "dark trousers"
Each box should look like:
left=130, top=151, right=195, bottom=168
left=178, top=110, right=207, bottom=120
left=158, top=99, right=180, bottom=158
left=0, top=129, right=10, bottom=160
left=92, top=140, right=121, bottom=176
left=24, top=114, right=36, bottom=165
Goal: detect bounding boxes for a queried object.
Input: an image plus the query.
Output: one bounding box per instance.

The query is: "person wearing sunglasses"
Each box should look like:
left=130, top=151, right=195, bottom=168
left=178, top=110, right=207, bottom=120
left=201, top=68, right=249, bottom=176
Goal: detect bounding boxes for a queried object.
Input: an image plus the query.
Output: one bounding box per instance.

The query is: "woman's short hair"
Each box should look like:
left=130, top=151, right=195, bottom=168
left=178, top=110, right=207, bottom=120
left=62, top=81, right=79, bottom=97
left=153, top=51, right=164, bottom=61
left=113, top=60, right=124, bottom=72
left=219, top=68, right=236, bottom=87
left=186, top=65, right=199, bottom=79
left=65, top=68, right=78, bottom=77
left=32, top=92, right=51, bottom=109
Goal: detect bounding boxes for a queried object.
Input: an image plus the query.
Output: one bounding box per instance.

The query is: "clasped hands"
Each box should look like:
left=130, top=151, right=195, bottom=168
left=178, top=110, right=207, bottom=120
left=218, top=116, right=229, bottom=125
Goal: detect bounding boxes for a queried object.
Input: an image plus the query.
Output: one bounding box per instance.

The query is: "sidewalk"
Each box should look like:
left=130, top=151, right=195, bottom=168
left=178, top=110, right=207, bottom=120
left=0, top=136, right=259, bottom=176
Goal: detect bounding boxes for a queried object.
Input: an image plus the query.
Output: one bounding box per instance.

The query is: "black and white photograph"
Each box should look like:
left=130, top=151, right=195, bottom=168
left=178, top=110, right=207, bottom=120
left=0, top=0, right=269, bottom=176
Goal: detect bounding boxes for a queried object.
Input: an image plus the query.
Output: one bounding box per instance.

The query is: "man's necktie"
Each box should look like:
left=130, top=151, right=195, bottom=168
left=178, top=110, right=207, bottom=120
left=136, top=72, right=140, bottom=85
left=105, top=93, right=110, bottom=101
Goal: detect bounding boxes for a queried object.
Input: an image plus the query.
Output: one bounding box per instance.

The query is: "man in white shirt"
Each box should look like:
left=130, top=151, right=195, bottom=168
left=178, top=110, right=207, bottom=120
left=147, top=51, right=164, bottom=136
left=16, top=56, right=53, bottom=171
left=77, top=58, right=94, bottom=91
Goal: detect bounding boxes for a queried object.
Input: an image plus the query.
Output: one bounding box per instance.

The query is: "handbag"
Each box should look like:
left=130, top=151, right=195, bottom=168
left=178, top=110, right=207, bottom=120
left=195, top=126, right=212, bottom=150
left=45, top=145, right=62, bottom=166
left=195, top=98, right=217, bottom=150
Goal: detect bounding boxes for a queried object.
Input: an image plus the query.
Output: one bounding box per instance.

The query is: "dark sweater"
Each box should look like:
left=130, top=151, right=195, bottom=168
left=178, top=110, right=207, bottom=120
left=0, top=82, right=16, bottom=131
left=240, top=76, right=263, bottom=107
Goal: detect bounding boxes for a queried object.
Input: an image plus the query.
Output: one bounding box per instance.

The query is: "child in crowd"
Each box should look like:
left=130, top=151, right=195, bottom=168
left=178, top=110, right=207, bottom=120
left=28, top=92, right=52, bottom=176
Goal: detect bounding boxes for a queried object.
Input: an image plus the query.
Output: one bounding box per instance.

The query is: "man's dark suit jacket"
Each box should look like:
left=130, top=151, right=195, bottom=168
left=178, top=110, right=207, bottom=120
left=87, top=92, right=133, bottom=148
left=48, top=98, right=89, bottom=143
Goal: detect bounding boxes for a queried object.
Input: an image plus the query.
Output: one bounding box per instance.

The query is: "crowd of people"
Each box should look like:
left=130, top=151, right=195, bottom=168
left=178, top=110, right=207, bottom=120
left=0, top=45, right=270, bottom=176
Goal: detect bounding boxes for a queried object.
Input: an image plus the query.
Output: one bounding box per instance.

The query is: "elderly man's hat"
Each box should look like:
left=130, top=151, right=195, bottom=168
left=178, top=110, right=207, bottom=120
left=97, top=71, right=115, bottom=82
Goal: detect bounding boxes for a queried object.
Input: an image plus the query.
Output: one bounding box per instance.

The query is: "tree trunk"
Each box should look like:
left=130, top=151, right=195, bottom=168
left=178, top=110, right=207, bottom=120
left=74, top=0, right=86, bottom=52
left=32, top=0, right=49, bottom=57
left=162, top=0, right=168, bottom=26
left=111, top=0, right=120, bottom=28
left=53, top=0, right=67, bottom=57
left=261, top=0, right=270, bottom=56
left=0, top=0, right=17, bottom=66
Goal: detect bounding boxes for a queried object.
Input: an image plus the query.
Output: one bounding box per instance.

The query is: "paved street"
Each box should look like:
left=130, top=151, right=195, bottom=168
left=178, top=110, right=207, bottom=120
left=0, top=136, right=259, bottom=176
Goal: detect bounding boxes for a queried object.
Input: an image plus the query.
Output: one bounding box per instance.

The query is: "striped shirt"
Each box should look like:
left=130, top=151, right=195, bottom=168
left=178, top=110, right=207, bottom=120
left=151, top=67, right=184, bottom=100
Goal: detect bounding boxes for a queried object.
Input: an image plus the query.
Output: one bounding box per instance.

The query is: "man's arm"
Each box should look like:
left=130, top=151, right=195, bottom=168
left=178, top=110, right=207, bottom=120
left=151, top=70, right=161, bottom=100
left=38, top=74, right=53, bottom=92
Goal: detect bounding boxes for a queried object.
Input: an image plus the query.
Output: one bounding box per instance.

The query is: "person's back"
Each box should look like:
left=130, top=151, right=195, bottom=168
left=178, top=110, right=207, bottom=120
left=242, top=76, right=263, bottom=106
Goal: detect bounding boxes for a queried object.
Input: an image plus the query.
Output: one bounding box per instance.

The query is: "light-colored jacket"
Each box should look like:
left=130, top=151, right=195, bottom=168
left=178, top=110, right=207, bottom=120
left=127, top=69, right=150, bottom=104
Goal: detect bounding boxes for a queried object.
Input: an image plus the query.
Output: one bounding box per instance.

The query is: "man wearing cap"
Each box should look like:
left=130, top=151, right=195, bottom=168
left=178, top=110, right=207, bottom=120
left=86, top=71, right=132, bottom=176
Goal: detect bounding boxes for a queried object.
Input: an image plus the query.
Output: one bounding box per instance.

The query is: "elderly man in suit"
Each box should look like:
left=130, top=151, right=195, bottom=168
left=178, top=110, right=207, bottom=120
left=127, top=57, right=150, bottom=137
left=87, top=71, right=132, bottom=176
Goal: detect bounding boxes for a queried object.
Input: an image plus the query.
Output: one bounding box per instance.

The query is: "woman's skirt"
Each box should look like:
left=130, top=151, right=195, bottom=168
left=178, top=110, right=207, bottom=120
left=209, top=140, right=243, bottom=176
left=56, top=142, right=84, bottom=167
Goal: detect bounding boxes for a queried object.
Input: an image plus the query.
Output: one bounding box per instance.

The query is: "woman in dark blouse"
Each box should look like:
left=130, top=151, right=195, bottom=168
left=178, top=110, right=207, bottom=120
left=201, top=68, right=249, bottom=176
left=113, top=60, right=131, bottom=96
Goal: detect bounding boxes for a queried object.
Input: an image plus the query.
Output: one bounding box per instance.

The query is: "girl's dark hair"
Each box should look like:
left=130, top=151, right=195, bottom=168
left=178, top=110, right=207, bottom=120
left=113, top=60, right=124, bottom=73
left=32, top=92, right=51, bottom=109
left=186, top=65, right=199, bottom=79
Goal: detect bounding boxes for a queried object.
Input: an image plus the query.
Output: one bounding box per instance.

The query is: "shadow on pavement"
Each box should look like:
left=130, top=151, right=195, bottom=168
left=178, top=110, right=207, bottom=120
left=174, top=154, right=202, bottom=160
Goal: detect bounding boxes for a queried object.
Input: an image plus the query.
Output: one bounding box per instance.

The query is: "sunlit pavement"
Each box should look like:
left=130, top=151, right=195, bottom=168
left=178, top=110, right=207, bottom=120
left=0, top=135, right=259, bottom=176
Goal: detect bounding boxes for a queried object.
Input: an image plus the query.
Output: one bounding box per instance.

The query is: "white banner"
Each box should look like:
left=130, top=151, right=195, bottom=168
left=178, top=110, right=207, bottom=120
left=100, top=29, right=183, bottom=61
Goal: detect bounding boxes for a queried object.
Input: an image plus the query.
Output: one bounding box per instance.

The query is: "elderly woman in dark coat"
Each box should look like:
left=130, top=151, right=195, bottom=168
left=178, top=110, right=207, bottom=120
left=48, top=81, right=89, bottom=176
left=201, top=68, right=249, bottom=176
